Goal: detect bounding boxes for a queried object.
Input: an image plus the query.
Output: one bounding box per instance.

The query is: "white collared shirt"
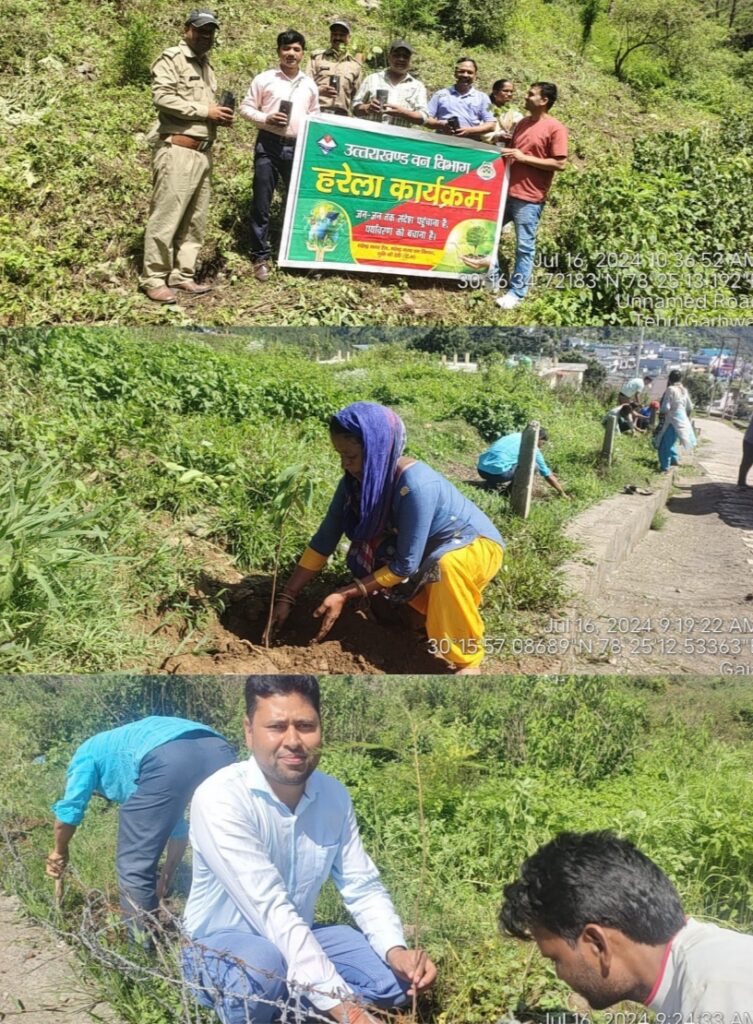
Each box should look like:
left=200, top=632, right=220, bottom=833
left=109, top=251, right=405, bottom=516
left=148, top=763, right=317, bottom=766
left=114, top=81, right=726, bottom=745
left=239, top=67, right=319, bottom=138
left=184, top=757, right=406, bottom=1011
left=647, top=918, right=753, bottom=1020
left=353, top=69, right=428, bottom=128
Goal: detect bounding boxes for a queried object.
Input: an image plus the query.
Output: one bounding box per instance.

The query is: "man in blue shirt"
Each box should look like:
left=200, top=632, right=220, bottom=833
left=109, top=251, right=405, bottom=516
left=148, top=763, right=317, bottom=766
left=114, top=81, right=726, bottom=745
left=46, top=716, right=236, bottom=939
left=182, top=676, right=437, bottom=1024
left=477, top=428, right=569, bottom=497
left=426, top=58, right=496, bottom=139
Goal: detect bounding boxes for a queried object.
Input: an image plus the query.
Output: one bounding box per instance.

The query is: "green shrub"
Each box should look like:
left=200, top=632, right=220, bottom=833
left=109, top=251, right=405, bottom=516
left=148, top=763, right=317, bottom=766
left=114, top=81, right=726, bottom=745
left=114, top=14, right=157, bottom=87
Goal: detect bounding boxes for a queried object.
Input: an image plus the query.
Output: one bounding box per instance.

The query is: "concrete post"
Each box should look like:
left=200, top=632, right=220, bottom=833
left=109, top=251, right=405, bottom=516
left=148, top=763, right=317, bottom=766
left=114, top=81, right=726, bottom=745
left=649, top=405, right=659, bottom=430
left=511, top=421, right=539, bottom=519
left=601, top=414, right=617, bottom=465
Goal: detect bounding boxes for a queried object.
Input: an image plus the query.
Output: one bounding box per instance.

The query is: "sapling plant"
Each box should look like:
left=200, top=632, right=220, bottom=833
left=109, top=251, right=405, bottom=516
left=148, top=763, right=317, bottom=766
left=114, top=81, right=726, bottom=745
left=264, top=463, right=318, bottom=648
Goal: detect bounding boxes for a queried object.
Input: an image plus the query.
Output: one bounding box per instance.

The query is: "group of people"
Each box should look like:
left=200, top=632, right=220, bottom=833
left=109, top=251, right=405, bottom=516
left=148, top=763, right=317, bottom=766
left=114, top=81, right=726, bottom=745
left=605, top=373, right=698, bottom=473
left=47, top=679, right=753, bottom=1023
left=140, top=10, right=568, bottom=311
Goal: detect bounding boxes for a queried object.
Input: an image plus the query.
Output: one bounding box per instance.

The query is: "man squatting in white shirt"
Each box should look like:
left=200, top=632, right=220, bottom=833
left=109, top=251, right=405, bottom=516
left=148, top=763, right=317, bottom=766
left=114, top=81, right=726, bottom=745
left=500, top=830, right=753, bottom=1021
left=182, top=675, right=436, bottom=1024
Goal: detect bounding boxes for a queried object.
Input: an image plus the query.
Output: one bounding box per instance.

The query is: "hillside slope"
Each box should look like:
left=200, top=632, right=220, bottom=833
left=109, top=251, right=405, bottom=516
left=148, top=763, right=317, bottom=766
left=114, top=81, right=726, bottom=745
left=1, top=0, right=752, bottom=326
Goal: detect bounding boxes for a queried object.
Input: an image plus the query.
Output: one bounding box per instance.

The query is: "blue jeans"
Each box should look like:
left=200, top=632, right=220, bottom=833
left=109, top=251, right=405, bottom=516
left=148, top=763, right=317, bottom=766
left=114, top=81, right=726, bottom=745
left=502, top=197, right=544, bottom=297
left=117, top=734, right=236, bottom=934
left=658, top=425, right=680, bottom=471
left=182, top=924, right=410, bottom=1023
left=478, top=467, right=516, bottom=485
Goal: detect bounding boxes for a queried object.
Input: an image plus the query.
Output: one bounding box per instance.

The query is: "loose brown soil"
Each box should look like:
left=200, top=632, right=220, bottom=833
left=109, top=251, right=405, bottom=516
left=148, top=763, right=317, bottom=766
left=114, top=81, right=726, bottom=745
left=159, top=577, right=452, bottom=676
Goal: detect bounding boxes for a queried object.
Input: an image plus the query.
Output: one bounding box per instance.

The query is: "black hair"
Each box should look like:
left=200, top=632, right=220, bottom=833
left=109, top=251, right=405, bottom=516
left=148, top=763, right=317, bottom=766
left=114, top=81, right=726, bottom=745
left=538, top=427, right=549, bottom=442
left=277, top=29, right=306, bottom=49
left=456, top=56, right=478, bottom=71
left=245, top=675, right=320, bottom=718
left=668, top=369, right=683, bottom=385
left=499, top=831, right=685, bottom=946
left=491, top=78, right=513, bottom=93
left=531, top=81, right=557, bottom=109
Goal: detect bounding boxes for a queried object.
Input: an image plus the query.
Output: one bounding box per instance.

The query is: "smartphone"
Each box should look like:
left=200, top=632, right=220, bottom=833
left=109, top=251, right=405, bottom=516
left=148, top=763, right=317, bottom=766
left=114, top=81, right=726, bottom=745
left=446, top=115, right=461, bottom=132
left=329, top=75, right=340, bottom=90
left=219, top=90, right=236, bottom=111
left=278, top=99, right=293, bottom=118
left=376, top=89, right=389, bottom=105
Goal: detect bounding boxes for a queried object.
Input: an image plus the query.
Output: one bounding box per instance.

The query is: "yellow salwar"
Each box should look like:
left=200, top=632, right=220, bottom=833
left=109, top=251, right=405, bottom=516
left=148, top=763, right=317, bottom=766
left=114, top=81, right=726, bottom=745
left=407, top=536, right=504, bottom=669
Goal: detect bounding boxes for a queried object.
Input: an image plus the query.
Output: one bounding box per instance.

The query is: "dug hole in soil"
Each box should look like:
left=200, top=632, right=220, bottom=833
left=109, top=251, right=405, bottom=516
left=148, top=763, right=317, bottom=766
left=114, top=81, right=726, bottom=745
left=159, top=572, right=450, bottom=676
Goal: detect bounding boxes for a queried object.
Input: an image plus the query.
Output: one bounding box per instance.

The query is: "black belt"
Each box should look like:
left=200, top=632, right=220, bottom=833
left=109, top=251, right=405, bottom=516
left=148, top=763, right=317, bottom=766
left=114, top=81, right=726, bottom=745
left=258, top=130, right=297, bottom=144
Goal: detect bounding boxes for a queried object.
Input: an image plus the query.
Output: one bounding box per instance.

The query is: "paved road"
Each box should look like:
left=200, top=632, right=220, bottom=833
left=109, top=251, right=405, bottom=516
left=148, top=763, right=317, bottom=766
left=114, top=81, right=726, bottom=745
left=562, top=417, right=753, bottom=676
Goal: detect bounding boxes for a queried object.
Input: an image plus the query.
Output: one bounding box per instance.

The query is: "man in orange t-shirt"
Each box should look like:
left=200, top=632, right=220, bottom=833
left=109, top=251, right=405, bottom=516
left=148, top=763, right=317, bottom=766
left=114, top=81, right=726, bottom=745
left=496, top=82, right=568, bottom=310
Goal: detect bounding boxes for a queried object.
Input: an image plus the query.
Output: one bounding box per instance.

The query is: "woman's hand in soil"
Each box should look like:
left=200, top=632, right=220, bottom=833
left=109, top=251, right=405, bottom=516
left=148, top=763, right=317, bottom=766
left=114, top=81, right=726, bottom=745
left=263, top=600, right=292, bottom=644
left=312, top=591, right=347, bottom=642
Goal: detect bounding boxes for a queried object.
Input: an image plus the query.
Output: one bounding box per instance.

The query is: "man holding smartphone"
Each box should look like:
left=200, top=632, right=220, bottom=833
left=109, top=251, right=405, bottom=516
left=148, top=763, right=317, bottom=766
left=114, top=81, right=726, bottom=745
left=140, top=10, right=234, bottom=304
left=352, top=41, right=428, bottom=130
left=307, top=19, right=362, bottom=116
left=426, top=58, right=496, bottom=140
left=240, top=30, right=319, bottom=282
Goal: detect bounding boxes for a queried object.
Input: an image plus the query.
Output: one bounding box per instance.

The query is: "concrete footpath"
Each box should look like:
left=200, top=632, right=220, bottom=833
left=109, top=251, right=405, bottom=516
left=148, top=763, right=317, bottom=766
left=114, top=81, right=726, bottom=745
left=559, top=416, right=753, bottom=676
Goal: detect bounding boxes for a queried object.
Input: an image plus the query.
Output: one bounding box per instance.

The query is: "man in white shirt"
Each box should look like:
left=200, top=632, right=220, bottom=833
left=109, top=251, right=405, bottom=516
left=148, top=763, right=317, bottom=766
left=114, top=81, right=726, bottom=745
left=499, top=830, right=753, bottom=1021
left=352, top=41, right=428, bottom=130
left=240, top=31, right=320, bottom=282
left=182, top=675, right=436, bottom=1024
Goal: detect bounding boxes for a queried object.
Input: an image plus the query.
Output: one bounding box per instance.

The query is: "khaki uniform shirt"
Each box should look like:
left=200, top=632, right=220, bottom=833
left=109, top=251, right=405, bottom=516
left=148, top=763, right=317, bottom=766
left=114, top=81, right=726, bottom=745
left=306, top=48, right=362, bottom=114
left=148, top=40, right=218, bottom=142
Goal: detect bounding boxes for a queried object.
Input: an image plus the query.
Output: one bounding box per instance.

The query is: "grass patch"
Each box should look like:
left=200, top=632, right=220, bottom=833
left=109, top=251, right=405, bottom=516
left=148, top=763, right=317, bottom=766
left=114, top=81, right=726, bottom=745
left=0, top=328, right=663, bottom=671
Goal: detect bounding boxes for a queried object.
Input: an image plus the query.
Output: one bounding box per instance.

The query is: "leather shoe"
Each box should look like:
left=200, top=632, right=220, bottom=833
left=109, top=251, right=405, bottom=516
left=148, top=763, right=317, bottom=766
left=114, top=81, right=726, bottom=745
left=253, top=262, right=270, bottom=283
left=171, top=280, right=213, bottom=294
left=144, top=285, right=177, bottom=303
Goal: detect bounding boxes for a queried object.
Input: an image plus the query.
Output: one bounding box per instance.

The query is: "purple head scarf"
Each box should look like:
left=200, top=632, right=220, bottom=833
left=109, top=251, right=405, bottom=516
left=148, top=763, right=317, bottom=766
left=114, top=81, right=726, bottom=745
left=332, top=402, right=406, bottom=544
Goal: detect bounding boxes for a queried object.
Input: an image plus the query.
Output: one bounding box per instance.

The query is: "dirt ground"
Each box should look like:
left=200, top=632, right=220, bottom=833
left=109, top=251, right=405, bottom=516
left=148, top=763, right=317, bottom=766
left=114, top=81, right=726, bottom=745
left=159, top=580, right=454, bottom=676
left=0, top=891, right=121, bottom=1023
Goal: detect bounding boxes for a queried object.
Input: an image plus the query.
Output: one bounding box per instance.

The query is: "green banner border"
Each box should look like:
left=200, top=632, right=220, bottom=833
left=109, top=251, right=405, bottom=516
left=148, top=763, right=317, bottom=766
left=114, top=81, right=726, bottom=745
left=279, top=114, right=509, bottom=280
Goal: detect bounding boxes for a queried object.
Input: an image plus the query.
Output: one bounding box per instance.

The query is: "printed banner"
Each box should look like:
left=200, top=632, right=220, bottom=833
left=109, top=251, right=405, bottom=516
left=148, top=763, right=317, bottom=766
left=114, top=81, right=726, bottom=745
left=279, top=114, right=509, bottom=279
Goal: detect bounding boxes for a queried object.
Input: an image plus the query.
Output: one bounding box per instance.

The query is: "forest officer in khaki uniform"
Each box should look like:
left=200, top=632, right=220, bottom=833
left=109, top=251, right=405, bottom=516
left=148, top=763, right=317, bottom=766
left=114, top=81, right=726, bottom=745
left=306, top=19, right=362, bottom=116
left=140, top=10, right=234, bottom=303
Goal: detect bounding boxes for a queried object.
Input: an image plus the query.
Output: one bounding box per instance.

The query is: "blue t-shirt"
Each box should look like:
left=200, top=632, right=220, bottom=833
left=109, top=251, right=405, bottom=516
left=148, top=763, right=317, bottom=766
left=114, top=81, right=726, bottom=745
left=309, top=461, right=504, bottom=579
left=477, top=433, right=552, bottom=477
left=52, top=716, right=222, bottom=837
left=426, top=86, right=493, bottom=128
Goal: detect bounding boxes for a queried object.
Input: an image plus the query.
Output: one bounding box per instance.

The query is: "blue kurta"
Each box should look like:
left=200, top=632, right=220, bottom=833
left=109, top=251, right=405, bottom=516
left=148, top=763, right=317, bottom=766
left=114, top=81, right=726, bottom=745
left=309, top=461, right=504, bottom=580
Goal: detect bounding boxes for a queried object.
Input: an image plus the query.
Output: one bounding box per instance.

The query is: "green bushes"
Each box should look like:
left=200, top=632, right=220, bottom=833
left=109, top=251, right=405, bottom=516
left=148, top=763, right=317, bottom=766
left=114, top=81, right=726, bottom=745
left=531, top=121, right=753, bottom=325
left=3, top=677, right=753, bottom=1024
left=381, top=0, right=514, bottom=46
left=114, top=13, right=158, bottom=86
